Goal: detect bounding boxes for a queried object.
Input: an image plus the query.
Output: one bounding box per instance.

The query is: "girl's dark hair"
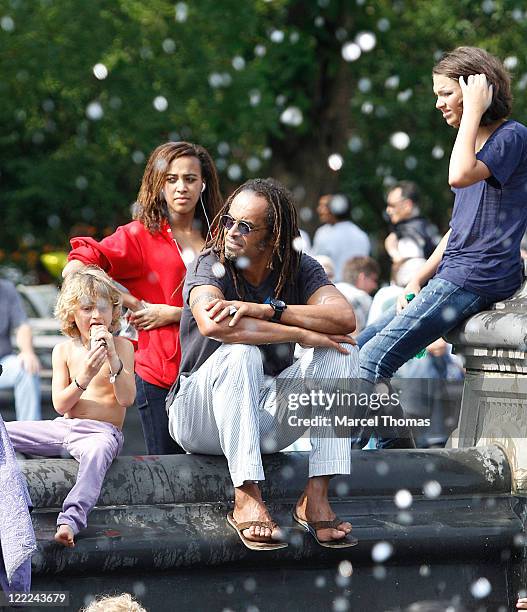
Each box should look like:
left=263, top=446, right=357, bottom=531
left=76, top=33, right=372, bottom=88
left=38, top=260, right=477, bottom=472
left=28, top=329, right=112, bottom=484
left=204, top=178, right=301, bottom=300
left=134, top=141, right=223, bottom=236
left=433, top=46, right=512, bottom=126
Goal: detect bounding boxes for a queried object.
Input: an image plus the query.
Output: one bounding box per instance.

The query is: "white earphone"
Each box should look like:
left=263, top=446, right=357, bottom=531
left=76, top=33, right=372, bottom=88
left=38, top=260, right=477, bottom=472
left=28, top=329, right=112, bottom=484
left=201, top=182, right=206, bottom=193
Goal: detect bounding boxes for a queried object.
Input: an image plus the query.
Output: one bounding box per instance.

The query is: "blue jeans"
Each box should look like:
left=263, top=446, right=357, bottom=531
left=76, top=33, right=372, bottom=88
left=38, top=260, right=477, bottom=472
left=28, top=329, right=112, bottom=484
left=359, top=278, right=495, bottom=382
left=355, top=278, right=495, bottom=447
left=0, top=354, right=41, bottom=420
left=135, top=374, right=184, bottom=455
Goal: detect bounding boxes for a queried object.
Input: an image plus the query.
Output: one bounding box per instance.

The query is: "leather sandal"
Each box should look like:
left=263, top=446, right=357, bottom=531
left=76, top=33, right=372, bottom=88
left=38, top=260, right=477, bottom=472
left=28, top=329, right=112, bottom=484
left=227, top=511, right=288, bottom=551
left=292, top=510, right=358, bottom=548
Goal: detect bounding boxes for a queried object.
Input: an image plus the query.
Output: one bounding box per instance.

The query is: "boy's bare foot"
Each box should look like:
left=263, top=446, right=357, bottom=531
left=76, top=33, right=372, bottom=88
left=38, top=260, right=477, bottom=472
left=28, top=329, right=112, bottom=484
left=295, top=476, right=352, bottom=543
left=233, top=482, right=283, bottom=543
left=54, top=524, right=75, bottom=547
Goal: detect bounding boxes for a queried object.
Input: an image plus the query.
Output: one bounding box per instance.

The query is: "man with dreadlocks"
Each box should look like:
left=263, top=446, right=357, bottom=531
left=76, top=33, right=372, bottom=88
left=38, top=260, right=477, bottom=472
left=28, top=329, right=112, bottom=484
left=167, top=178, right=359, bottom=550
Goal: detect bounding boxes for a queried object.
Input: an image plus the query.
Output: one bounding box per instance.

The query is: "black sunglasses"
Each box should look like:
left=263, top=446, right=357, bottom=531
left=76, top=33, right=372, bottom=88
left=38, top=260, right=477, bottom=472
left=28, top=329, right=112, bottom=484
left=220, top=214, right=267, bottom=236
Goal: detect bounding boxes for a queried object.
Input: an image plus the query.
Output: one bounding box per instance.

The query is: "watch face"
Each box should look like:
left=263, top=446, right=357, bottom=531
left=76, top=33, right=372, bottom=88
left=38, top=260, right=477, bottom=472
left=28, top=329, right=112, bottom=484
left=271, top=299, right=286, bottom=309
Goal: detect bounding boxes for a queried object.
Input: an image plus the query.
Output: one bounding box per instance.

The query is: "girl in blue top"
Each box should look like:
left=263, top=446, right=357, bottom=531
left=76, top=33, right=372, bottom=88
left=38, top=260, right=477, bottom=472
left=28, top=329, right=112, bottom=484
left=358, top=47, right=527, bottom=415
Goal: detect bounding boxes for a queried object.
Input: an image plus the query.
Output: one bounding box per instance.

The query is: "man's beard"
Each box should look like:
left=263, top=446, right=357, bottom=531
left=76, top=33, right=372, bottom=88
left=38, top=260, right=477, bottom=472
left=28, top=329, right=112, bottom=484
left=224, top=245, right=238, bottom=261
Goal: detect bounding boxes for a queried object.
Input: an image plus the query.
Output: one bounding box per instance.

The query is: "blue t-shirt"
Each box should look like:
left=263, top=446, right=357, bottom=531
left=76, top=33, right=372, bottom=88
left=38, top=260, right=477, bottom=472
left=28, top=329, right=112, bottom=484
left=437, top=120, right=527, bottom=300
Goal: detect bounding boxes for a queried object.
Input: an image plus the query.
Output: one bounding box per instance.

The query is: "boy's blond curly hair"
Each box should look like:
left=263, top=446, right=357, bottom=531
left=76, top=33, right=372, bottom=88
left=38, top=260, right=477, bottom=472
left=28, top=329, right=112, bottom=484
left=82, top=593, right=147, bottom=612
left=55, top=265, right=122, bottom=338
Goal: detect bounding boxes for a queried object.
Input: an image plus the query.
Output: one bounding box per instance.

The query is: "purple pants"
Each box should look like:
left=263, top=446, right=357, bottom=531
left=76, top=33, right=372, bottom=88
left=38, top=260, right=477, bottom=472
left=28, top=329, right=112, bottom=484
left=6, top=418, right=123, bottom=535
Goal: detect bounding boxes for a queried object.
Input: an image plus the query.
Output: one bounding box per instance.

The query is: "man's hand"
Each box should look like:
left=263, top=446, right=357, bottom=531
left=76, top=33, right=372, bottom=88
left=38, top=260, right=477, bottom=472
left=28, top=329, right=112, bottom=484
left=299, top=330, right=355, bottom=354
left=205, top=299, right=271, bottom=327
left=459, top=74, right=493, bottom=117
left=129, top=303, right=182, bottom=330
left=397, top=280, right=422, bottom=313
left=18, top=350, right=40, bottom=375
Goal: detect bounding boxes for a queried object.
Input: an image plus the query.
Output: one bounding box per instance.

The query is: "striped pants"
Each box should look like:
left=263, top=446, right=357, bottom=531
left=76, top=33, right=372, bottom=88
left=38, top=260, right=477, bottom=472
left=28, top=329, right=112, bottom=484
left=167, top=342, right=359, bottom=487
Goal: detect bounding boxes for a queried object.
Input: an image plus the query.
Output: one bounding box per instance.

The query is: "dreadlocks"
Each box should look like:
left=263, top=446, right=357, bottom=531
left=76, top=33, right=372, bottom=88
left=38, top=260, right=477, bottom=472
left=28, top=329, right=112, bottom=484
left=203, top=178, right=301, bottom=301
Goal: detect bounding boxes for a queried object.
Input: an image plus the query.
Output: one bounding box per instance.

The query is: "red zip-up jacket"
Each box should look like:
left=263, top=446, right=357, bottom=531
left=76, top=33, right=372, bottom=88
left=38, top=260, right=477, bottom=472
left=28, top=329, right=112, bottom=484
left=68, top=220, right=186, bottom=388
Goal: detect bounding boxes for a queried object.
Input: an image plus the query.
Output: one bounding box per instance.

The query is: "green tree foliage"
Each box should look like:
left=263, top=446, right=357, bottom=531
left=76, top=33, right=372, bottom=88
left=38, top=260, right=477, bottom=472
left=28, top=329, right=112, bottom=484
left=1, top=0, right=526, bottom=272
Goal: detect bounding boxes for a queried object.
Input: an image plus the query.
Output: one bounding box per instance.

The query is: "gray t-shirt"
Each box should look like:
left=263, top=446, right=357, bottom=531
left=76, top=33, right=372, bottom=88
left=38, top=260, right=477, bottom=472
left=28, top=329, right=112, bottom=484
left=0, top=280, right=27, bottom=360
left=178, top=249, right=331, bottom=380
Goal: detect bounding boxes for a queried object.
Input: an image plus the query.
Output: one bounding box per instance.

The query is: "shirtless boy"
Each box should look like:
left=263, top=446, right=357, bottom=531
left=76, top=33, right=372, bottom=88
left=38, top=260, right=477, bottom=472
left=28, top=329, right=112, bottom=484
left=6, top=266, right=135, bottom=547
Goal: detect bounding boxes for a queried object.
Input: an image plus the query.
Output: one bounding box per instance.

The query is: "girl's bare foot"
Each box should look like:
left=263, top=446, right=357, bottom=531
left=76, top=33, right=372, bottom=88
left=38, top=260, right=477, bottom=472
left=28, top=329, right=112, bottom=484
left=54, top=525, right=75, bottom=547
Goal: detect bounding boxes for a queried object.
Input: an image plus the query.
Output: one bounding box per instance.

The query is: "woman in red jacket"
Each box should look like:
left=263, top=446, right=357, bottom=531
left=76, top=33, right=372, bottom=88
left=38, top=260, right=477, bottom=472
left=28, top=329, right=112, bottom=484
left=63, top=141, right=222, bottom=454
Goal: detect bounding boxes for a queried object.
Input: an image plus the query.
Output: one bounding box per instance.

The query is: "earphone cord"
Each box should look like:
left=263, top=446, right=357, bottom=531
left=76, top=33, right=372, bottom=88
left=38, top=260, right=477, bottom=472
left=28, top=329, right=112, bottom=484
left=200, top=193, right=212, bottom=242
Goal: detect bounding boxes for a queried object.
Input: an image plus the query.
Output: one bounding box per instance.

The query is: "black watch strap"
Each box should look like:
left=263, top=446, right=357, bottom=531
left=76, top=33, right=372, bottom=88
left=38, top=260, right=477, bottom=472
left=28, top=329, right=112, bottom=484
left=270, top=299, right=286, bottom=322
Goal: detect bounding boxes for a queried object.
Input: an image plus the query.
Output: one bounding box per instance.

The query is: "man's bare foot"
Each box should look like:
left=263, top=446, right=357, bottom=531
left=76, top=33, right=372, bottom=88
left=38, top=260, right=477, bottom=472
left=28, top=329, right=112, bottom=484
left=233, top=482, right=283, bottom=543
left=295, top=476, right=352, bottom=542
left=54, top=525, right=75, bottom=547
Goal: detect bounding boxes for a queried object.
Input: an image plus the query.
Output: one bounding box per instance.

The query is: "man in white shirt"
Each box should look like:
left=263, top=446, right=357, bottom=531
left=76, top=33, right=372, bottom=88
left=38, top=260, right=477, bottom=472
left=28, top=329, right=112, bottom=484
left=312, top=194, right=370, bottom=282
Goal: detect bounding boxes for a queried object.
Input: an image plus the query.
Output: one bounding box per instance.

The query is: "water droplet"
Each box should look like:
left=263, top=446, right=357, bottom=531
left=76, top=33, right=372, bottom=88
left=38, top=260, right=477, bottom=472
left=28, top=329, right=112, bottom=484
left=86, top=101, right=103, bottom=120
left=328, top=154, right=343, bottom=171
left=209, top=73, right=223, bottom=88
left=280, top=106, right=303, bottom=127
left=470, top=577, right=491, bottom=599
left=1, top=16, right=15, bottom=32
left=93, top=63, right=108, bottom=80
left=394, top=489, right=413, bottom=509
left=315, top=575, right=326, bottom=588
left=246, top=157, right=261, bottom=172
left=481, top=0, right=495, bottom=14
left=432, top=146, right=444, bottom=159
left=153, top=96, right=168, bottom=112
left=132, top=151, right=145, bottom=164
left=133, top=581, right=146, bottom=596
left=377, top=18, right=390, bottom=31
left=333, top=596, right=349, bottom=611
left=390, top=131, right=410, bottom=150
left=373, top=565, right=387, bottom=579
left=314, top=16, right=324, bottom=27
left=376, top=460, right=389, bottom=476
left=419, top=564, right=431, bottom=577
left=75, top=176, right=88, bottom=190
left=236, top=256, right=250, bottom=270
left=348, top=136, right=363, bottom=153
left=342, top=42, right=361, bottom=62
left=292, top=236, right=304, bottom=252
left=244, top=577, right=257, bottom=592
left=227, top=164, right=242, bottom=181
left=397, top=89, right=413, bottom=103
left=405, top=156, right=417, bottom=170
left=338, top=560, right=353, bottom=577
left=270, top=29, right=285, bottom=43
left=254, top=44, right=267, bottom=57
left=163, top=38, right=176, bottom=54
left=358, top=77, right=372, bottom=93
left=385, top=75, right=400, bottom=90
left=175, top=2, right=188, bottom=22
left=423, top=480, right=442, bottom=499
left=232, top=56, right=245, bottom=71
left=355, top=31, right=376, bottom=52
left=290, top=31, right=299, bottom=43
left=249, top=89, right=261, bottom=106
left=361, top=101, right=374, bottom=114
left=261, top=147, right=272, bottom=160
left=504, top=56, right=518, bottom=70
left=42, top=99, right=55, bottom=112
left=371, top=541, right=393, bottom=562
left=212, top=262, right=226, bottom=278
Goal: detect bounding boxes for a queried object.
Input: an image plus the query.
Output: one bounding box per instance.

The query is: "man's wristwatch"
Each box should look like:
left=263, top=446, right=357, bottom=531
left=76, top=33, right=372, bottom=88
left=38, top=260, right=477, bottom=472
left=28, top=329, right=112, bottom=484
left=269, top=298, right=287, bottom=322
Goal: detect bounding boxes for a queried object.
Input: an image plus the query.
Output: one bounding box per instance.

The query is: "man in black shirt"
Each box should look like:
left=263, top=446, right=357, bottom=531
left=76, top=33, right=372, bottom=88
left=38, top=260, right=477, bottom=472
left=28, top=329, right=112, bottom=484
left=384, top=181, right=441, bottom=263
left=167, top=179, right=358, bottom=550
